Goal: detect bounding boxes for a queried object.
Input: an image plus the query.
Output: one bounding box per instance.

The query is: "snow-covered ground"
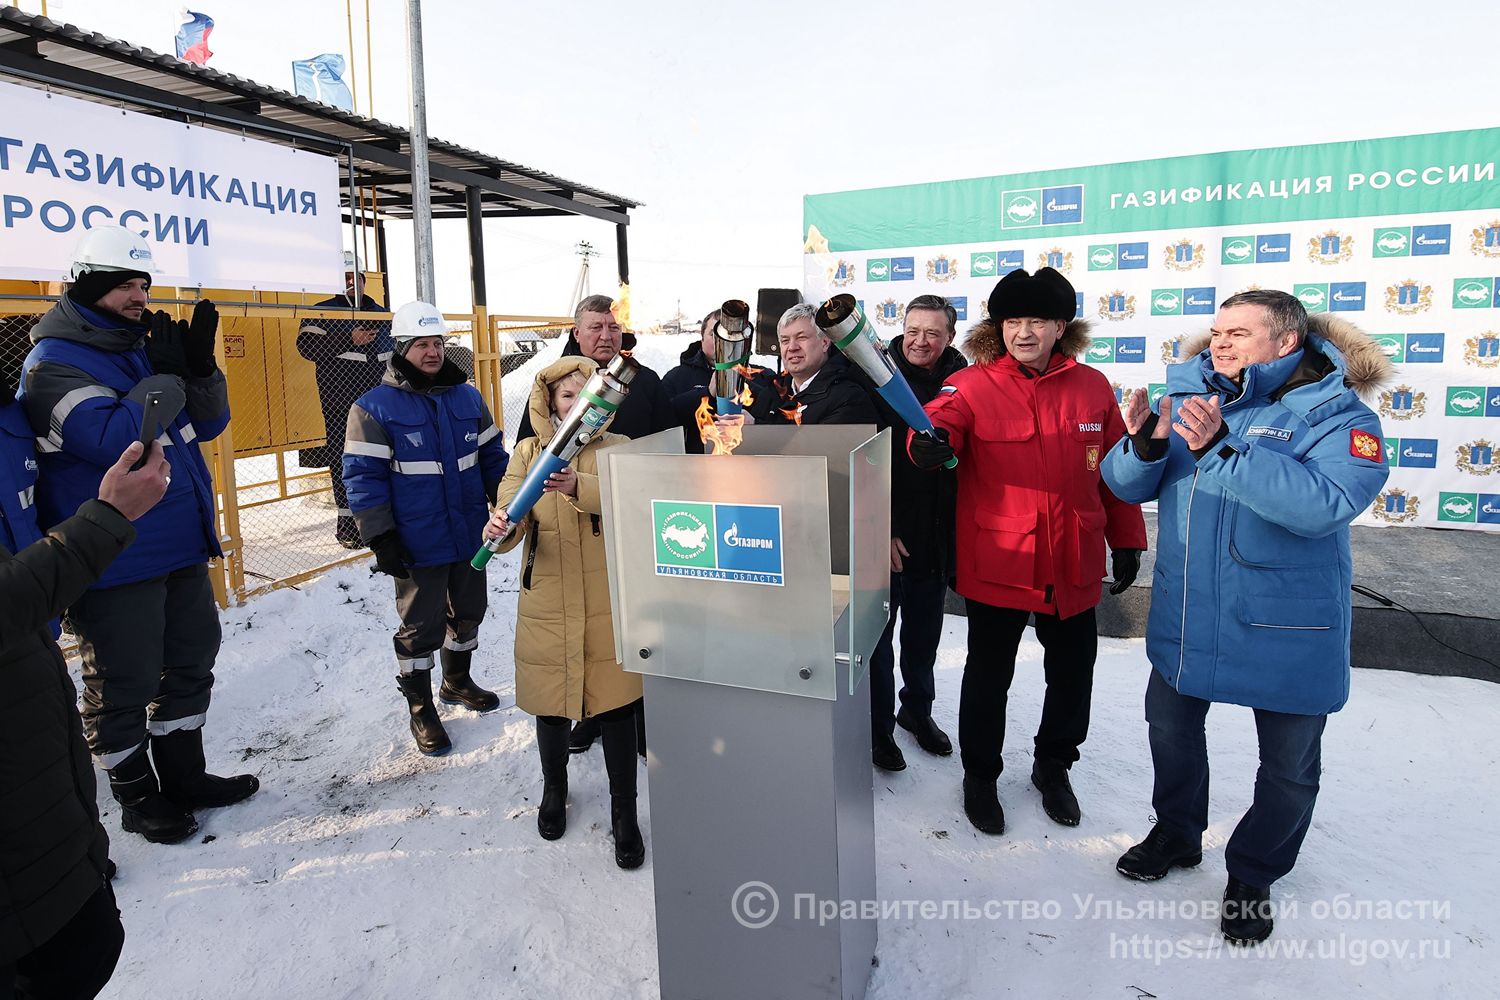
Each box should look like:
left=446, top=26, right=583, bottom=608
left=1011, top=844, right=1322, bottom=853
left=90, top=547, right=1496, bottom=999
left=87, top=333, right=1495, bottom=998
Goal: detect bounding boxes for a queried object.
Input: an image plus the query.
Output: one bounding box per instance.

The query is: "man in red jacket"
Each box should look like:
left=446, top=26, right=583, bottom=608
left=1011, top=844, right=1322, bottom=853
left=910, top=268, right=1146, bottom=835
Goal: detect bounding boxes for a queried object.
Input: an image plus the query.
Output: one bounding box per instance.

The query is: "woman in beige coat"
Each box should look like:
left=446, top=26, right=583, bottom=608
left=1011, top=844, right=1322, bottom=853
left=484, top=357, right=644, bottom=869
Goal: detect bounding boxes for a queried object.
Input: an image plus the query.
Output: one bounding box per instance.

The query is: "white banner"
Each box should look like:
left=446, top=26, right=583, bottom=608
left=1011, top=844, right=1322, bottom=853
left=0, top=80, right=343, bottom=293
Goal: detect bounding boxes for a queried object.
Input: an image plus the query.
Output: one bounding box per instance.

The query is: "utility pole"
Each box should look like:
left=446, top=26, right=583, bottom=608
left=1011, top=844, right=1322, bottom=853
left=406, top=0, right=435, bottom=302
left=569, top=241, right=599, bottom=312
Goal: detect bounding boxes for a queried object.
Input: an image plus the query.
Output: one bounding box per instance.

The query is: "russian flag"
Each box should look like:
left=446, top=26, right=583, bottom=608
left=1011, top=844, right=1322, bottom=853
left=175, top=9, right=214, bottom=66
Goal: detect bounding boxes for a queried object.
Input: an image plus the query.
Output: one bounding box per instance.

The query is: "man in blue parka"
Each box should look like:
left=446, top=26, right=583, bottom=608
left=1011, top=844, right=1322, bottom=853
left=19, top=226, right=259, bottom=845
left=344, top=301, right=509, bottom=756
left=1102, top=290, right=1391, bottom=945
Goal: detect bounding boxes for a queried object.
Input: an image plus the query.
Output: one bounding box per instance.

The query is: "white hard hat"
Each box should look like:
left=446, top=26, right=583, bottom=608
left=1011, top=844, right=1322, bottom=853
left=392, top=301, right=446, bottom=342
left=68, top=225, right=163, bottom=281
left=342, top=250, right=357, bottom=271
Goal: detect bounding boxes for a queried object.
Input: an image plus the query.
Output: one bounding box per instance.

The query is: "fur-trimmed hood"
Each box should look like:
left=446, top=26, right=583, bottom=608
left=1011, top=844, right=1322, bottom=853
left=961, top=318, right=1092, bottom=365
left=1177, top=313, right=1393, bottom=400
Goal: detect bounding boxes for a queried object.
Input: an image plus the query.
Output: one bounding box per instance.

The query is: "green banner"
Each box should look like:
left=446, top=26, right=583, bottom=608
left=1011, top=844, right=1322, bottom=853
left=804, top=128, right=1500, bottom=252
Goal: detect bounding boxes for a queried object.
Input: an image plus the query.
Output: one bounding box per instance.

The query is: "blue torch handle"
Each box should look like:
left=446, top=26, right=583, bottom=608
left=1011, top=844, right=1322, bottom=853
left=716, top=395, right=742, bottom=416
left=470, top=450, right=569, bottom=569
left=875, top=378, right=958, bottom=469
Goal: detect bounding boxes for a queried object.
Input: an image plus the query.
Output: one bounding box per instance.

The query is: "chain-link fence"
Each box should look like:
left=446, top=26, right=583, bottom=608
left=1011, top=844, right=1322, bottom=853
left=2, top=292, right=575, bottom=606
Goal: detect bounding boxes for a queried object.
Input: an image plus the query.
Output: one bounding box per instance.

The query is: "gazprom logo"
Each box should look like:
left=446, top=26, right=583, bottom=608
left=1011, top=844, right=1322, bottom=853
left=1399, top=439, right=1438, bottom=467
left=1405, top=333, right=1445, bottom=362
left=128, top=247, right=153, bottom=261
left=1117, top=242, right=1148, bottom=268
left=722, top=522, right=774, bottom=549
left=1041, top=185, right=1085, bottom=224
left=1001, top=184, right=1084, bottom=229
left=996, top=249, right=1025, bottom=275
left=1330, top=282, right=1367, bottom=312
left=1412, top=224, right=1451, bottom=256
left=1184, top=287, right=1216, bottom=315
left=890, top=257, right=915, bottom=281
left=417, top=315, right=441, bottom=327
left=1089, top=242, right=1147, bottom=271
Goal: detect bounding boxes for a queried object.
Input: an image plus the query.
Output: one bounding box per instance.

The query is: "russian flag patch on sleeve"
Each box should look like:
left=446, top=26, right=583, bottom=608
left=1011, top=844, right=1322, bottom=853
left=1349, top=428, right=1382, bottom=461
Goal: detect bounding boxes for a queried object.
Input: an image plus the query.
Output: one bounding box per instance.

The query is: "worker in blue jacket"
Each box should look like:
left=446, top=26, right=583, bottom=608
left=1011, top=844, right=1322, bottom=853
left=18, top=225, right=258, bottom=846
left=343, top=301, right=510, bottom=756
left=1102, top=289, right=1391, bottom=946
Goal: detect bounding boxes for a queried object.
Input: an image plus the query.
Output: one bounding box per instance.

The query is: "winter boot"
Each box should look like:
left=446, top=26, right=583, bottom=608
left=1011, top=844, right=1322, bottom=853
left=152, top=727, right=260, bottom=809
left=1030, top=757, right=1081, bottom=827
left=437, top=647, right=500, bottom=713
left=568, top=716, right=600, bottom=754
left=962, top=774, right=1005, bottom=835
left=896, top=706, right=953, bottom=756
left=396, top=670, right=452, bottom=756
left=536, top=717, right=570, bottom=841
left=108, top=744, right=198, bottom=844
left=1222, top=877, right=1275, bottom=945
left=1115, top=823, right=1203, bottom=881
left=601, top=713, right=646, bottom=870
left=872, top=734, right=907, bottom=772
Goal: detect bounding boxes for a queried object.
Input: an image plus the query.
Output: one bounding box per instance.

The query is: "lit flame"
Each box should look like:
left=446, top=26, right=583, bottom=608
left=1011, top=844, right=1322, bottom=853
left=695, top=397, right=745, bottom=455
left=611, top=283, right=631, bottom=331
left=780, top=404, right=804, bottom=425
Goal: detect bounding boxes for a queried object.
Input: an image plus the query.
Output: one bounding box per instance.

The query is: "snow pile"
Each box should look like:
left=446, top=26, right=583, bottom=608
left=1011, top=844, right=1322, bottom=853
left=89, top=549, right=1495, bottom=997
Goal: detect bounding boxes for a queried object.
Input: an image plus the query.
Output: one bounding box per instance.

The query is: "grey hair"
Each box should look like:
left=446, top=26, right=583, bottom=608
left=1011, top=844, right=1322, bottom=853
left=777, top=302, right=822, bottom=335
left=905, top=294, right=957, bottom=335
left=574, top=294, right=615, bottom=324
left=1220, top=289, right=1308, bottom=344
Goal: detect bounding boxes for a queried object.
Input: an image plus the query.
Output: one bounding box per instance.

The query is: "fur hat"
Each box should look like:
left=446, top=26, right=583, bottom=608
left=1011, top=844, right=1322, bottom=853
left=986, top=267, right=1075, bottom=323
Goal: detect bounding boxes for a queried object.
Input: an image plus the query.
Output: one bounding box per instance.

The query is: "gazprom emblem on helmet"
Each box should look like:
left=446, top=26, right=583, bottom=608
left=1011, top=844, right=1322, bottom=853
left=418, top=315, right=441, bottom=328
left=128, top=247, right=153, bottom=262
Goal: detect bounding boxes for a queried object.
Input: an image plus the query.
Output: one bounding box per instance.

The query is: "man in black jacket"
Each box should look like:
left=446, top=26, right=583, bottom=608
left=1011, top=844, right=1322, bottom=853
left=295, top=252, right=391, bottom=548
left=660, top=309, right=719, bottom=451
left=867, top=295, right=967, bottom=772
left=1, top=435, right=170, bottom=1000
left=743, top=303, right=880, bottom=427
left=512, top=295, right=674, bottom=444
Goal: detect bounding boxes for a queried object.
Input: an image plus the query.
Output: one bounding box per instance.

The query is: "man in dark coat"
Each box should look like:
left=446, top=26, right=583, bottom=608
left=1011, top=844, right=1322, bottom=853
left=296, top=252, right=392, bottom=548
left=512, top=294, right=674, bottom=444
left=868, top=295, right=967, bottom=774
left=743, top=303, right=880, bottom=427
left=1, top=427, right=170, bottom=1000
left=512, top=294, right=673, bottom=754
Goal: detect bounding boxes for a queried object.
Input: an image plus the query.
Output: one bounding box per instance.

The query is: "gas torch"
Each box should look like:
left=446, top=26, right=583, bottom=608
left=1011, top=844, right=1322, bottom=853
left=814, top=294, right=957, bottom=469
left=470, top=353, right=641, bottom=570
left=712, top=299, right=754, bottom=415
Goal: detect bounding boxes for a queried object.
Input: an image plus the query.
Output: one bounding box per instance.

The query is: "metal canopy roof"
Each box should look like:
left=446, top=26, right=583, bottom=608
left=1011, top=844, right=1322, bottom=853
left=0, top=8, right=639, bottom=225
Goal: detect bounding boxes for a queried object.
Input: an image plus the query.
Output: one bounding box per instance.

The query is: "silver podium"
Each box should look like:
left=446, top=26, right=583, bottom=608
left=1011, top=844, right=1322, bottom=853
left=599, top=425, right=891, bottom=1000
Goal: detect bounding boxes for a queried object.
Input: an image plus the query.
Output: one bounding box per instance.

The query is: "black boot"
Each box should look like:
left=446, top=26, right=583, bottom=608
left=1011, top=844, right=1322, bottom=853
left=569, top=716, right=600, bottom=754
left=152, top=727, right=260, bottom=809
left=396, top=670, right=452, bottom=756
left=1221, top=877, right=1275, bottom=945
left=896, top=706, right=953, bottom=756
left=601, top=712, right=645, bottom=870
left=872, top=734, right=907, bottom=772
left=536, top=717, right=569, bottom=841
left=1030, top=757, right=1081, bottom=827
left=108, top=744, right=198, bottom=844
left=437, top=647, right=500, bottom=713
left=962, top=775, right=1005, bottom=835
left=1116, top=823, right=1203, bottom=881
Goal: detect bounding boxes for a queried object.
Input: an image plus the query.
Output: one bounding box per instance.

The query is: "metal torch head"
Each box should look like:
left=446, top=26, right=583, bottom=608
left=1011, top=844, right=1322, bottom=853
left=548, top=355, right=640, bottom=461
left=816, top=294, right=896, bottom=389
left=713, top=299, right=754, bottom=400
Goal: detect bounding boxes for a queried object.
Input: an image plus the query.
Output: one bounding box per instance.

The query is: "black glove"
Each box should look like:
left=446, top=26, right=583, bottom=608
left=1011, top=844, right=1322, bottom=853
left=1108, top=548, right=1143, bottom=596
left=909, top=427, right=956, bottom=470
left=185, top=299, right=219, bottom=377
left=143, top=309, right=191, bottom=378
left=369, top=530, right=412, bottom=579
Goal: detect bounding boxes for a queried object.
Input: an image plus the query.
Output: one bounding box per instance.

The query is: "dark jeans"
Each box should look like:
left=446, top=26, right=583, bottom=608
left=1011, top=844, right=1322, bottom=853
left=1, top=882, right=123, bottom=1000
left=958, top=600, right=1097, bottom=781
left=868, top=572, right=948, bottom=739
left=1145, top=668, right=1326, bottom=889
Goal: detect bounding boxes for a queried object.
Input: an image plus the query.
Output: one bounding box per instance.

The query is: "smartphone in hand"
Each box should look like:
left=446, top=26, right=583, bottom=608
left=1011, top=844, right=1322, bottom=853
left=131, top=391, right=166, bottom=471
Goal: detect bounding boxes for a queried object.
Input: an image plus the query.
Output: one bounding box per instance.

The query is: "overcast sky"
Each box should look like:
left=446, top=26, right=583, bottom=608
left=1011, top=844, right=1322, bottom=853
left=32, top=0, right=1500, bottom=325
